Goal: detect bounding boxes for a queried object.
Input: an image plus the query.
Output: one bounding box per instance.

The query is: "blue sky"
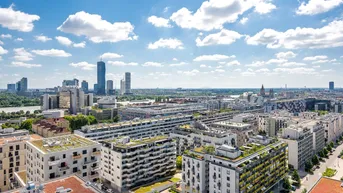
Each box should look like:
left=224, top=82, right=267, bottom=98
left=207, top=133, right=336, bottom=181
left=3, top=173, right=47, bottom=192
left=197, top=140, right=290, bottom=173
left=0, top=0, right=343, bottom=89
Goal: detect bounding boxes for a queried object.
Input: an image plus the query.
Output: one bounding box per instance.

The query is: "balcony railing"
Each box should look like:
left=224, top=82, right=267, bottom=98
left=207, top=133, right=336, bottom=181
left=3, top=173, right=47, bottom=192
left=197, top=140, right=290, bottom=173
left=59, top=165, right=69, bottom=171
left=72, top=154, right=82, bottom=159
left=92, top=150, right=101, bottom=155
left=48, top=159, right=61, bottom=166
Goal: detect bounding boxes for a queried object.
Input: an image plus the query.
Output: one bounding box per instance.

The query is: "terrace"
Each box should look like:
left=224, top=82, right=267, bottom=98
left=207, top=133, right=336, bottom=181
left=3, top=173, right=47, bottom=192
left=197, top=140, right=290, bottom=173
left=110, top=135, right=170, bottom=148
left=29, top=134, right=97, bottom=153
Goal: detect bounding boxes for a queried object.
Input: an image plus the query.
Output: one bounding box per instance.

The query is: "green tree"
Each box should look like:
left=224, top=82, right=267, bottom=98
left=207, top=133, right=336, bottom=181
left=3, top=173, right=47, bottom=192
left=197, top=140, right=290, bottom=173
left=312, top=155, right=319, bottom=165
left=292, top=170, right=301, bottom=186
left=113, top=115, right=120, bottom=123
left=323, top=148, right=329, bottom=156
left=65, top=115, right=91, bottom=132
left=330, top=141, right=334, bottom=148
left=305, top=161, right=313, bottom=173
left=283, top=177, right=291, bottom=190
left=176, top=156, right=182, bottom=169
left=319, top=150, right=325, bottom=158
left=19, top=119, right=33, bottom=132
left=327, top=145, right=332, bottom=152
left=87, top=115, right=98, bottom=125
left=302, top=188, right=307, bottom=193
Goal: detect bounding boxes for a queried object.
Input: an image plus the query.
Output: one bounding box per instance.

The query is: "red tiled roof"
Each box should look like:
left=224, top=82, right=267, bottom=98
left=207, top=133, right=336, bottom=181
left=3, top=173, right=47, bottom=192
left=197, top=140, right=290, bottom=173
left=43, top=176, right=97, bottom=193
left=310, top=177, right=343, bottom=193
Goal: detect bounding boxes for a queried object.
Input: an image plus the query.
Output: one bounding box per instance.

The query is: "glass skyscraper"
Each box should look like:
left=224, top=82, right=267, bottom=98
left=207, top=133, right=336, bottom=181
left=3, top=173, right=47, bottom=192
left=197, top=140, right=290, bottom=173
left=97, top=61, right=106, bottom=95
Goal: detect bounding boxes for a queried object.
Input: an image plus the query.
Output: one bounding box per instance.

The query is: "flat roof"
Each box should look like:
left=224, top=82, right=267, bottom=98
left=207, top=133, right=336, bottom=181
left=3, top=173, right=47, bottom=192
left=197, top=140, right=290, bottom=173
left=310, top=177, right=343, bottom=193
left=213, top=121, right=251, bottom=128
left=28, top=134, right=97, bottom=153
left=0, top=135, right=31, bottom=145
left=109, top=135, right=169, bottom=148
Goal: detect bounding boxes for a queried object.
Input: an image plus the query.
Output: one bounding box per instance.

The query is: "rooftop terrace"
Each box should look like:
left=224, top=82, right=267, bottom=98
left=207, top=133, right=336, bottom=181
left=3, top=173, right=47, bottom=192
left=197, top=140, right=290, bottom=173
left=110, top=135, right=170, bottom=148
left=29, top=134, right=97, bottom=153
left=213, top=121, right=251, bottom=128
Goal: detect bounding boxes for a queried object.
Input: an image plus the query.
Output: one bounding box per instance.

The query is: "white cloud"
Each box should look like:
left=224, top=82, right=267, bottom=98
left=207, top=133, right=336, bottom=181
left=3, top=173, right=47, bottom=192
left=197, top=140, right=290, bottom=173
left=240, top=17, right=249, bottom=25
left=0, top=4, right=39, bottom=32
left=142, top=62, right=164, bottom=67
left=15, top=38, right=23, bottom=41
left=313, top=65, right=321, bottom=68
left=11, top=61, right=41, bottom=68
left=234, top=68, right=242, bottom=72
left=0, top=40, right=3, bottom=45
left=69, top=62, right=96, bottom=70
left=322, top=69, right=333, bottom=72
left=196, top=29, right=242, bottom=46
left=312, top=60, right=329, bottom=64
left=0, top=46, right=8, bottom=55
left=13, top=48, right=33, bottom=61
left=200, top=64, right=207, bottom=68
left=193, top=54, right=235, bottom=62
left=296, top=0, right=343, bottom=15
left=226, top=60, right=241, bottom=66
left=303, top=55, right=328, bottom=61
left=170, top=0, right=276, bottom=31
left=32, top=49, right=72, bottom=57
left=241, top=71, right=256, bottom=76
left=57, top=11, right=137, bottom=43
left=108, top=61, right=138, bottom=66
left=246, top=20, right=343, bottom=49
left=266, top=58, right=288, bottom=64
left=73, top=41, right=86, bottom=48
left=35, top=35, right=52, bottom=42
left=169, top=62, right=188, bottom=67
left=255, top=68, right=270, bottom=73
left=278, top=62, right=307, bottom=67
left=322, top=19, right=327, bottom=23
left=1, top=34, right=12, bottom=39
left=213, top=69, right=225, bottom=73
left=276, top=51, right=296, bottom=59
left=246, top=61, right=266, bottom=67
left=148, top=38, right=184, bottom=49
left=340, top=56, right=343, bottom=58
left=164, top=7, right=170, bottom=13
left=273, top=67, right=317, bottom=75
left=147, top=16, right=172, bottom=28
left=173, top=58, right=178, bottom=61
left=177, top=69, right=199, bottom=76
left=149, top=72, right=171, bottom=77
left=101, top=53, right=123, bottom=59
left=55, top=36, right=73, bottom=46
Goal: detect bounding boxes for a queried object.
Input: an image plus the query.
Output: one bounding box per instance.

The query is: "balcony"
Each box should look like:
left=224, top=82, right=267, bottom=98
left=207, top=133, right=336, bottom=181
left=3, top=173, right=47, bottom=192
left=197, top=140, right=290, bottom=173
left=91, top=165, right=100, bottom=171
left=48, top=159, right=61, bottom=166
left=72, top=154, right=82, bottom=160
left=59, top=165, right=69, bottom=171
left=84, top=158, right=98, bottom=165
left=92, top=150, right=101, bottom=156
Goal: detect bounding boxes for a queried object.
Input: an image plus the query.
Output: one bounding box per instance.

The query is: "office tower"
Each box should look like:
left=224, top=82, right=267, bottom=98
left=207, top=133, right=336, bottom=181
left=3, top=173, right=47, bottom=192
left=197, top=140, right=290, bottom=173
left=20, top=77, right=28, bottom=92
left=124, top=72, right=131, bottom=94
left=16, top=81, right=21, bottom=92
left=260, top=84, right=265, bottom=96
left=63, top=79, right=79, bottom=87
left=329, top=81, right=334, bottom=90
left=120, top=79, right=125, bottom=95
left=81, top=80, right=89, bottom=93
left=26, top=135, right=101, bottom=183
left=106, top=80, right=113, bottom=95
left=7, top=84, right=16, bottom=93
left=94, top=84, right=98, bottom=94
left=97, top=61, right=106, bottom=95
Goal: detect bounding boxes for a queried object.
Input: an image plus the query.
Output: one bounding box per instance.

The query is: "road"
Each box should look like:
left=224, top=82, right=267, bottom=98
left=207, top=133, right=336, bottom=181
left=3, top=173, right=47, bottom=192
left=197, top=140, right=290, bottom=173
left=295, top=143, right=343, bottom=193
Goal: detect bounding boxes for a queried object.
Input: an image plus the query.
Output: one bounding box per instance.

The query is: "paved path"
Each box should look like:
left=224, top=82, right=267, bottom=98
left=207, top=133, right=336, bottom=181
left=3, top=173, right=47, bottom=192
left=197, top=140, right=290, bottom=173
left=295, top=143, right=343, bottom=193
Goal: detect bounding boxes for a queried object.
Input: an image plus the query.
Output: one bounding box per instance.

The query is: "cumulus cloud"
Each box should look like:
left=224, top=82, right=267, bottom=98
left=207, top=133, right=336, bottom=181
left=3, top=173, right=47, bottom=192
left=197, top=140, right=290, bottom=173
left=169, top=62, right=188, bottom=67
left=196, top=29, right=243, bottom=46
left=227, top=60, right=241, bottom=66
left=147, top=16, right=172, bottom=28
left=108, top=61, right=138, bottom=66
left=278, top=62, right=307, bottom=67
left=1, top=34, right=12, bottom=39
left=246, top=61, right=266, bottom=67
left=266, top=58, right=288, bottom=64
left=13, top=48, right=33, bottom=61
left=296, top=0, right=343, bottom=15
left=255, top=68, right=270, bottom=73
left=11, top=61, right=41, bottom=68
left=241, top=70, right=256, bottom=76
left=15, top=38, right=23, bottom=41
left=0, top=46, right=8, bottom=55
left=0, top=4, right=39, bottom=32
left=142, top=62, right=164, bottom=67
left=173, top=58, right=178, bottom=61
left=57, top=11, right=137, bottom=43
left=245, top=20, right=343, bottom=49
left=273, top=67, right=317, bottom=75
left=240, top=17, right=249, bottom=25
left=193, top=54, right=235, bottom=62
left=35, top=35, right=52, bottom=42
left=32, top=49, right=72, bottom=57
left=200, top=64, right=207, bottom=68
left=0, top=40, right=3, bottom=45
left=55, top=36, right=73, bottom=46
left=69, top=62, right=96, bottom=70
left=177, top=69, right=199, bottom=76
left=73, top=41, right=86, bottom=48
left=148, top=38, right=184, bottom=49
left=170, top=0, right=276, bottom=31
left=303, top=55, right=328, bottom=61
left=100, top=53, right=123, bottom=59
left=276, top=51, right=296, bottom=59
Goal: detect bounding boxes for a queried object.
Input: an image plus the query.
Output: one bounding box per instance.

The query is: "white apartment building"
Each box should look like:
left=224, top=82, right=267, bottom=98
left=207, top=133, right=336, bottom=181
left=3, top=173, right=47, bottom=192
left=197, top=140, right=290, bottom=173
left=211, top=121, right=253, bottom=146
left=182, top=140, right=288, bottom=193
left=100, top=136, right=176, bottom=193
left=258, top=114, right=290, bottom=137
left=321, top=114, right=343, bottom=144
left=26, top=135, right=101, bottom=183
left=74, top=115, right=193, bottom=141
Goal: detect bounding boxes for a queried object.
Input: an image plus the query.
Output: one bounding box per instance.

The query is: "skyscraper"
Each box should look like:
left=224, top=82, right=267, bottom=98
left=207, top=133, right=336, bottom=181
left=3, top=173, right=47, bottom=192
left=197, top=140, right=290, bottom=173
left=329, top=81, right=334, bottom=91
left=7, top=84, right=16, bottom=93
left=120, top=79, right=125, bottom=95
left=107, top=80, right=114, bottom=95
left=62, top=79, right=79, bottom=87
left=97, top=61, right=106, bottom=95
left=125, top=72, right=131, bottom=94
left=20, top=77, right=28, bottom=92
left=94, top=84, right=98, bottom=94
left=81, top=80, right=89, bottom=93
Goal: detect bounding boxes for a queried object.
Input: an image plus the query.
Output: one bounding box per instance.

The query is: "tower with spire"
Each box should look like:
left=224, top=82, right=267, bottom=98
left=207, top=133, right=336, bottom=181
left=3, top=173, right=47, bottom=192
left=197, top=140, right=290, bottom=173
left=260, top=84, right=266, bottom=97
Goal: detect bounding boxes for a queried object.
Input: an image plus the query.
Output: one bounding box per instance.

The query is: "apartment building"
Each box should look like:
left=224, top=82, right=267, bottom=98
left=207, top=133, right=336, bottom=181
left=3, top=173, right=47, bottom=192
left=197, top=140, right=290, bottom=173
left=320, top=113, right=343, bottom=144
left=32, top=118, right=71, bottom=138
left=0, top=135, right=32, bottom=192
left=211, top=121, right=253, bottom=146
left=182, top=140, right=288, bottom=193
left=170, top=123, right=237, bottom=155
left=26, top=135, right=101, bottom=183
left=100, top=136, right=176, bottom=193
left=74, top=115, right=193, bottom=141
left=258, top=114, right=290, bottom=137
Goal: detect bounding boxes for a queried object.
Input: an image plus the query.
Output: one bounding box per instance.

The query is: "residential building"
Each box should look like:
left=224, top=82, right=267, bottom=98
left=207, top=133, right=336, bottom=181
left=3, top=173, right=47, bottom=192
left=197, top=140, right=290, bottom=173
left=211, top=121, right=253, bottom=146
left=258, top=114, right=290, bottom=137
left=100, top=136, right=176, bottom=193
left=97, top=61, right=106, bottom=95
left=182, top=140, right=288, bottom=193
left=26, top=135, right=101, bottom=183
left=106, top=80, right=114, bottom=95
left=124, top=72, right=131, bottom=94
left=0, top=128, right=29, bottom=138
left=16, top=77, right=28, bottom=93
left=320, top=113, right=343, bottom=144
left=7, top=84, right=16, bottom=93
left=62, top=79, right=79, bottom=87
left=42, top=110, right=64, bottom=119
left=329, top=81, right=334, bottom=91
left=74, top=115, right=193, bottom=141
left=32, top=118, right=71, bottom=138
left=81, top=80, right=89, bottom=93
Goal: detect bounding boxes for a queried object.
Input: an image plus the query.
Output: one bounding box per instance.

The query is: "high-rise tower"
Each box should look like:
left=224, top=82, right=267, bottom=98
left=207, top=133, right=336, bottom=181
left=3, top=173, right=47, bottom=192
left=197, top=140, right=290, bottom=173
left=125, top=72, right=131, bottom=94
left=97, top=61, right=106, bottom=95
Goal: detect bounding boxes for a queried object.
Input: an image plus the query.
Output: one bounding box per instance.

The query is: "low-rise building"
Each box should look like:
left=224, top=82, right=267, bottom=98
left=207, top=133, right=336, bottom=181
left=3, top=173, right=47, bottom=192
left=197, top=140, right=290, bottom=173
left=42, top=110, right=65, bottom=119
left=182, top=140, right=288, bottom=193
left=211, top=121, right=253, bottom=146
left=32, top=118, right=70, bottom=138
left=100, top=136, right=176, bottom=193
left=26, top=135, right=101, bottom=183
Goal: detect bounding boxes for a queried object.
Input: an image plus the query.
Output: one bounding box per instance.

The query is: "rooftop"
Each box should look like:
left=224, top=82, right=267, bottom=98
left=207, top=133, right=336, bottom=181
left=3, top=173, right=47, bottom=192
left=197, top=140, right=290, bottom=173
left=109, top=135, right=169, bottom=148
left=213, top=121, right=251, bottom=128
left=0, top=135, right=31, bottom=145
left=310, top=177, right=343, bottom=193
left=28, top=134, right=97, bottom=153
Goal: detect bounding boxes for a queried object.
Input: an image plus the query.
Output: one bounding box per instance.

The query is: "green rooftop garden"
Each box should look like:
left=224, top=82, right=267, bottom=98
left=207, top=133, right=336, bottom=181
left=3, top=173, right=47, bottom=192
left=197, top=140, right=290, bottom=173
left=111, top=135, right=168, bottom=148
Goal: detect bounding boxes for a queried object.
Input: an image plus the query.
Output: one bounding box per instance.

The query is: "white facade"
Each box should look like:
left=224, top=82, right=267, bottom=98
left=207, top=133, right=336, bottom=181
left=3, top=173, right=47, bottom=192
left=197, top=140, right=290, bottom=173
left=42, top=110, right=64, bottom=118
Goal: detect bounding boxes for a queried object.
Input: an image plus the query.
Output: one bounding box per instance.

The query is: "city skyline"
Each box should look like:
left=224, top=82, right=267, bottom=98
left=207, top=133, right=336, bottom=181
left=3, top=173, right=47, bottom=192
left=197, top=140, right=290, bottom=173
left=0, top=0, right=343, bottom=89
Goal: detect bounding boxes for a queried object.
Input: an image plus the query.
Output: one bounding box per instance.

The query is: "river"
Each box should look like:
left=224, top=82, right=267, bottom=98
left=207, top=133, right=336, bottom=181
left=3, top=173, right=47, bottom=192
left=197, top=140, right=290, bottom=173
left=0, top=106, right=41, bottom=113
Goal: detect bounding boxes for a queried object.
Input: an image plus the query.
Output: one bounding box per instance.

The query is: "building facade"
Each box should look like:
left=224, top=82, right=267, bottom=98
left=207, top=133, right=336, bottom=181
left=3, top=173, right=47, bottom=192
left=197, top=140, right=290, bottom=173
left=124, top=72, right=131, bottom=94
left=106, top=80, right=114, bottom=95
left=81, top=80, right=89, bottom=93
left=97, top=61, right=106, bottom=95
left=7, top=84, right=16, bottom=93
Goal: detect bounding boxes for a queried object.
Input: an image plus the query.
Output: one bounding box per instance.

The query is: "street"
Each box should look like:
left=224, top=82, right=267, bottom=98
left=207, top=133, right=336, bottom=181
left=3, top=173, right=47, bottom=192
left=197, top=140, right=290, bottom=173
left=295, top=142, right=343, bottom=193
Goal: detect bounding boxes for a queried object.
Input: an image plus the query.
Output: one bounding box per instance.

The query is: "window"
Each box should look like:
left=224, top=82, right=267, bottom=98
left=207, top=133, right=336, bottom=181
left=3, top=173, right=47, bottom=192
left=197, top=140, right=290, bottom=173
left=0, top=147, right=2, bottom=153
left=82, top=150, right=87, bottom=154
left=227, top=177, right=230, bottom=181
left=83, top=165, right=87, bottom=169
left=73, top=160, right=77, bottom=164
left=49, top=166, right=52, bottom=170
left=63, top=154, right=66, bottom=159
left=3, top=170, right=6, bottom=174
left=83, top=172, right=87, bottom=177
left=16, top=145, right=20, bottom=150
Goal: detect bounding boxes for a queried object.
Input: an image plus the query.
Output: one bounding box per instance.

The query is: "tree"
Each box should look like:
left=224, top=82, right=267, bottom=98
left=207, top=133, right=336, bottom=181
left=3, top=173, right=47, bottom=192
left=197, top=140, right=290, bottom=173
left=283, top=177, right=291, bottom=190
left=176, top=156, right=182, bottom=169
left=113, top=115, right=120, bottom=123
left=312, top=155, right=319, bottom=165
left=327, top=145, right=332, bottom=152
left=323, top=148, right=329, bottom=156
left=87, top=115, right=98, bottom=125
left=319, top=150, right=325, bottom=158
left=305, top=161, right=313, bottom=173
left=292, top=170, right=301, bottom=186
left=302, top=188, right=307, bottom=193
left=19, top=119, right=33, bottom=132
left=330, top=141, right=334, bottom=148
